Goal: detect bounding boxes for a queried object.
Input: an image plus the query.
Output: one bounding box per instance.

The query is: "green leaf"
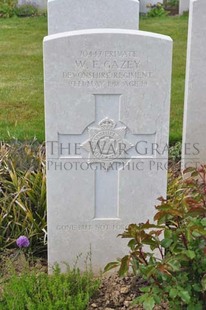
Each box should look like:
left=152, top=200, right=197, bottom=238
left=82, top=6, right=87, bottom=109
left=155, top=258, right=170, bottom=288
left=201, top=274, right=206, bottom=291
left=183, top=167, right=196, bottom=174
left=201, top=218, right=206, bottom=226
left=192, top=283, right=202, bottom=292
left=185, top=250, right=196, bottom=259
left=188, top=303, right=203, bottom=310
left=191, top=171, right=199, bottom=177
left=178, top=290, right=191, bottom=304
left=131, top=294, right=145, bottom=305
left=167, top=259, right=181, bottom=271
left=118, top=255, right=130, bottom=276
left=169, top=288, right=178, bottom=298
left=153, top=294, right=161, bottom=305
left=143, top=237, right=158, bottom=249
left=160, top=238, right=173, bottom=248
left=104, top=261, right=120, bottom=273
left=143, top=296, right=155, bottom=310
left=164, top=229, right=173, bottom=239
left=140, top=287, right=151, bottom=293
left=128, top=239, right=136, bottom=250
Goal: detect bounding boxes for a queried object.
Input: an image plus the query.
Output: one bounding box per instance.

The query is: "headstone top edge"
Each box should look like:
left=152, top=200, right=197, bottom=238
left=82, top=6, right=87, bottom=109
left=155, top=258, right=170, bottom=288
left=47, top=0, right=140, bottom=34
left=44, top=29, right=173, bottom=43
left=48, top=0, right=139, bottom=3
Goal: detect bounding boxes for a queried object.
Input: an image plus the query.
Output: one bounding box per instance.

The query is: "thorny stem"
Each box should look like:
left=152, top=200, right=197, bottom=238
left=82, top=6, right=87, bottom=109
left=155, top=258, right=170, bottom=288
left=158, top=245, right=164, bottom=259
left=139, top=247, right=163, bottom=290
left=181, top=233, right=188, bottom=250
left=139, top=247, right=148, bottom=265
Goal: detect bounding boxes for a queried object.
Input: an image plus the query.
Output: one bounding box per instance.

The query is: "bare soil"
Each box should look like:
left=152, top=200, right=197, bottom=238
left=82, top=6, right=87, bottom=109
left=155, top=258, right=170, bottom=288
left=88, top=274, right=168, bottom=310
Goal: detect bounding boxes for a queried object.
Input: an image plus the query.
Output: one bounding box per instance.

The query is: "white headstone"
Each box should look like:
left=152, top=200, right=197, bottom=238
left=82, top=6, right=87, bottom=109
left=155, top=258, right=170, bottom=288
left=179, top=0, right=189, bottom=15
left=182, top=0, right=206, bottom=169
left=48, top=0, right=140, bottom=35
left=44, top=22, right=172, bottom=273
left=139, top=0, right=163, bottom=14
left=18, top=0, right=47, bottom=9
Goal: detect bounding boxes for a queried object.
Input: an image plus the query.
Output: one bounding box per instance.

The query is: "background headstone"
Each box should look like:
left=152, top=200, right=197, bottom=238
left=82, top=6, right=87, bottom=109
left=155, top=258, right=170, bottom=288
left=18, top=0, right=47, bottom=9
left=44, top=26, right=172, bottom=272
left=48, top=0, right=140, bottom=35
left=182, top=0, right=206, bottom=169
left=139, top=0, right=163, bottom=14
left=179, top=0, right=189, bottom=15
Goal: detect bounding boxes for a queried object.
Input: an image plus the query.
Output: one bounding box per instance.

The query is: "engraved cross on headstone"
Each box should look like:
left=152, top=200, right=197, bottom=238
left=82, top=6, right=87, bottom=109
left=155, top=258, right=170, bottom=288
left=58, top=94, right=155, bottom=220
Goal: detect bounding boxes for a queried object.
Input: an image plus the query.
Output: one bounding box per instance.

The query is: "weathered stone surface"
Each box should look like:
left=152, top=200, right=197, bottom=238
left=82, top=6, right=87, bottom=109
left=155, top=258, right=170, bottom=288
left=182, top=0, right=206, bottom=169
left=179, top=0, right=190, bottom=15
left=48, top=0, right=139, bottom=35
left=44, top=28, right=172, bottom=272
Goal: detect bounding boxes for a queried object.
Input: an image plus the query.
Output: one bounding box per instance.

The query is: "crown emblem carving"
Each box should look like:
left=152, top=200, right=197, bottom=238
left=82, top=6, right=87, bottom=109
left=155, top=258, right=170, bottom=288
left=81, top=117, right=133, bottom=170
left=99, top=118, right=115, bottom=129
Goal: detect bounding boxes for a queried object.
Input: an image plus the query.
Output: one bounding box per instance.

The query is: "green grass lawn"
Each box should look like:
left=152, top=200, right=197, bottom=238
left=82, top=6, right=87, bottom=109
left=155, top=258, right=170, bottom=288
left=0, top=16, right=47, bottom=141
left=0, top=15, right=188, bottom=143
left=140, top=15, right=189, bottom=143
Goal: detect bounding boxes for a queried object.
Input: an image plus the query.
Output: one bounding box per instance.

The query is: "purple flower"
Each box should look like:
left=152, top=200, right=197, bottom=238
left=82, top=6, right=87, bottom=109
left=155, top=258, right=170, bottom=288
left=16, top=236, right=30, bottom=248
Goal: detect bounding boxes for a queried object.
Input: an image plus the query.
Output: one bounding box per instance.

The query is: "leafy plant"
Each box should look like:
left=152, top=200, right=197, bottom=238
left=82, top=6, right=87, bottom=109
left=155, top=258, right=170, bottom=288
left=0, top=264, right=99, bottom=310
left=105, top=166, right=206, bottom=309
left=0, top=140, right=47, bottom=257
left=0, top=0, right=41, bottom=18
left=0, top=0, right=17, bottom=18
left=14, top=3, right=38, bottom=17
left=147, top=2, right=169, bottom=17
left=166, top=0, right=179, bottom=7
left=169, top=141, right=182, bottom=162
